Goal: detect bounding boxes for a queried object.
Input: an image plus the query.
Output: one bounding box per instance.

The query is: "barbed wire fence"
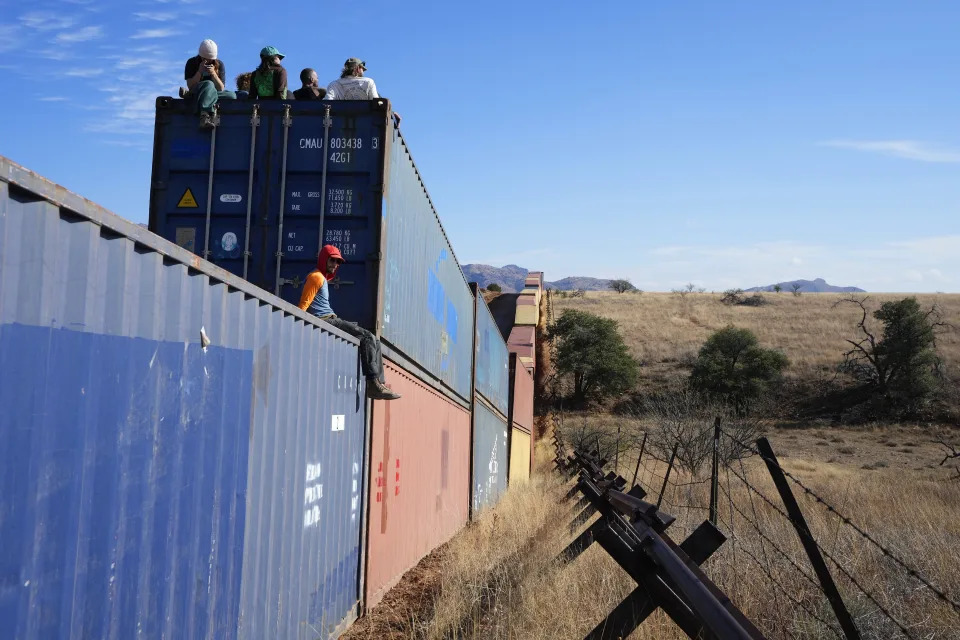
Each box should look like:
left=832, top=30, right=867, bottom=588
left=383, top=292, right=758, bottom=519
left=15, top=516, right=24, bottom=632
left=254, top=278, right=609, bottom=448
left=551, top=411, right=960, bottom=639
left=543, top=292, right=959, bottom=638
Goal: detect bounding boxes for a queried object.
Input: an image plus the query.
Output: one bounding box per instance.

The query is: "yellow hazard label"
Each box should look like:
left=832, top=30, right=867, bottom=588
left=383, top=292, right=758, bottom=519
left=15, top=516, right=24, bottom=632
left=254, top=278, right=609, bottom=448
left=177, top=188, right=198, bottom=208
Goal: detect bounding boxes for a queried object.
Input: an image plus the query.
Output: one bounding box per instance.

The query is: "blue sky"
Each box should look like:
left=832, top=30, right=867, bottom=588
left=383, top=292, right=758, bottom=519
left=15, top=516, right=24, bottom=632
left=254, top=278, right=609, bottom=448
left=1, top=0, right=957, bottom=292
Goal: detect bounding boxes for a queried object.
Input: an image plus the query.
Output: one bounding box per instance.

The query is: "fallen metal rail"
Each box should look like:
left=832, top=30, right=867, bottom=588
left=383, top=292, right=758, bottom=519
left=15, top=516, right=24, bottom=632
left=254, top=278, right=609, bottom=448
left=553, top=431, right=766, bottom=640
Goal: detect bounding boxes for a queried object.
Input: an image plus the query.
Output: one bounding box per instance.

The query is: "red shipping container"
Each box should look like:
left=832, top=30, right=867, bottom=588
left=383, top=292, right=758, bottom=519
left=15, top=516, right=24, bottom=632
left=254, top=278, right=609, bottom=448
left=508, top=326, right=536, bottom=349
left=364, top=359, right=471, bottom=609
left=509, top=353, right=534, bottom=433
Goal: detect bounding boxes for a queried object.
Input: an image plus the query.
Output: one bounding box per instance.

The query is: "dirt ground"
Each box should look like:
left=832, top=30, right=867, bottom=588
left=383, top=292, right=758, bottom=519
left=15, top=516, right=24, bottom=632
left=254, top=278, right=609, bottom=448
left=340, top=544, right=449, bottom=639
left=770, top=422, right=956, bottom=474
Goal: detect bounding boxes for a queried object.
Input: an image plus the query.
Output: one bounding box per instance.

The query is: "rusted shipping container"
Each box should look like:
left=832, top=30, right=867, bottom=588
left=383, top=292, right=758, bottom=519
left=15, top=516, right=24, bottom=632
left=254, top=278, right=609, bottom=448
left=472, top=400, right=509, bottom=513
left=508, top=429, right=531, bottom=483
left=507, top=325, right=536, bottom=351
left=509, top=353, right=535, bottom=433
left=364, top=358, right=471, bottom=609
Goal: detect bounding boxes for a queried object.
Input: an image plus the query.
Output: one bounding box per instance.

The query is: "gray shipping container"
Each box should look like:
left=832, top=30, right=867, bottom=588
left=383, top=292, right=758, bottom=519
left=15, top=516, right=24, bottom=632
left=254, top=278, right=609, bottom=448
left=471, top=284, right=510, bottom=417
left=471, top=400, right=509, bottom=514
left=0, top=155, right=367, bottom=639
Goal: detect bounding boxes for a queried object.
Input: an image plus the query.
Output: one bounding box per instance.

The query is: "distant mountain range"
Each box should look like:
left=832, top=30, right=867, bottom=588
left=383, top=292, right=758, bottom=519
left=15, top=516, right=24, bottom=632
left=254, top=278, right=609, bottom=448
left=460, top=264, right=612, bottom=292
left=745, top=278, right=865, bottom=293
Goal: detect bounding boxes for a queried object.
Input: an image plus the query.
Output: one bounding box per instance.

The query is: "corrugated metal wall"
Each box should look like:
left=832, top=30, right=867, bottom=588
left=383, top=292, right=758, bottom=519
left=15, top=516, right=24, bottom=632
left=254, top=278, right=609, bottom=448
left=380, top=127, right=474, bottom=402
left=0, top=158, right=365, bottom=639
left=364, top=358, right=471, bottom=609
left=473, top=292, right=510, bottom=417
left=237, top=310, right=365, bottom=640
left=471, top=401, right=509, bottom=513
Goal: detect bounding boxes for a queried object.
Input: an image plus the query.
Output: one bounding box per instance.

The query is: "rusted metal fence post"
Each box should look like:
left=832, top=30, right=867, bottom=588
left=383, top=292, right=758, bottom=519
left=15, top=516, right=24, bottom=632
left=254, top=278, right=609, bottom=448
left=615, top=424, right=621, bottom=472
left=710, top=417, right=721, bottom=525
left=656, top=444, right=678, bottom=510
left=631, top=433, right=647, bottom=488
left=756, top=438, right=861, bottom=640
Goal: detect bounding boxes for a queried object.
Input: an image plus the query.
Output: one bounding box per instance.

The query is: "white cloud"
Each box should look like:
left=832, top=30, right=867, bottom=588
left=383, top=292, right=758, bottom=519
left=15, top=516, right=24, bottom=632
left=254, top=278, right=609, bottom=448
left=625, top=237, right=960, bottom=292
left=130, top=28, right=178, bottom=39
left=514, top=236, right=960, bottom=293
left=55, top=25, right=103, bottom=43
left=821, top=140, right=960, bottom=163
left=0, top=25, right=21, bottom=52
left=133, top=11, right=176, bottom=21
left=39, top=49, right=74, bottom=60
left=40, top=96, right=70, bottom=101
left=19, top=12, right=77, bottom=31
left=65, top=68, right=104, bottom=77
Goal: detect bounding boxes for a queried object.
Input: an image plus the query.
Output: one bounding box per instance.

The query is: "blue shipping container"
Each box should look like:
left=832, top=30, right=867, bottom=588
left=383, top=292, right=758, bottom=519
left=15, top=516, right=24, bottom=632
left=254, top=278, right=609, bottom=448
left=0, top=155, right=366, bottom=639
left=471, top=400, right=509, bottom=514
left=471, top=286, right=510, bottom=417
left=149, top=98, right=474, bottom=403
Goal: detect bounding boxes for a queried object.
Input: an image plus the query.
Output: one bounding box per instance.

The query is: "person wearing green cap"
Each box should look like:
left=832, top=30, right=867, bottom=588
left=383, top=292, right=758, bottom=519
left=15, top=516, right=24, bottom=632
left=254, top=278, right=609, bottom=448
left=324, top=57, right=379, bottom=100
left=250, top=46, right=288, bottom=100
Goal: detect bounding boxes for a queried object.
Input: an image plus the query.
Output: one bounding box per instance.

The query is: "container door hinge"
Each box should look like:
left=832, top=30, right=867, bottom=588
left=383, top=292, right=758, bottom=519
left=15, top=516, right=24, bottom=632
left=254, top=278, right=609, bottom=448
left=331, top=278, right=355, bottom=290
left=279, top=275, right=302, bottom=289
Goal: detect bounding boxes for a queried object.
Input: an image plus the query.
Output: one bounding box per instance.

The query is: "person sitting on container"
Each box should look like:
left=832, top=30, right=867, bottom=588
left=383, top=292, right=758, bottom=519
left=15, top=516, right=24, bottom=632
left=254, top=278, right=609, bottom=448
left=235, top=71, right=253, bottom=100
left=249, top=46, right=288, bottom=100
left=298, top=245, right=401, bottom=401
left=324, top=58, right=378, bottom=100
left=293, top=68, right=326, bottom=101
left=182, top=39, right=236, bottom=129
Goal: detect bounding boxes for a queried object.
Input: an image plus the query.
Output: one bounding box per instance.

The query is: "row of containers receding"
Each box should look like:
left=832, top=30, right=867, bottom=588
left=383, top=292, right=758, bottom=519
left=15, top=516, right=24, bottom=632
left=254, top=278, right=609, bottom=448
left=0, top=99, right=541, bottom=640
left=508, top=272, right=543, bottom=374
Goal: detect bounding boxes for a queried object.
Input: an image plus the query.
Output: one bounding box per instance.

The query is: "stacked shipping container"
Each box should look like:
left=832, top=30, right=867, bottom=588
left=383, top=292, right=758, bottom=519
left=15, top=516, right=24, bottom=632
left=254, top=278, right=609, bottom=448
left=0, top=98, right=543, bottom=638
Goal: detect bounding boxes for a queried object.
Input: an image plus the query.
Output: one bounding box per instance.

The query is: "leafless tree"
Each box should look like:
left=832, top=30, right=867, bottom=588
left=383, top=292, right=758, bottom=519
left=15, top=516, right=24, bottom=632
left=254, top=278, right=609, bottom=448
left=937, top=440, right=960, bottom=481
left=641, top=389, right=762, bottom=476
left=791, top=283, right=802, bottom=296
left=672, top=282, right=705, bottom=300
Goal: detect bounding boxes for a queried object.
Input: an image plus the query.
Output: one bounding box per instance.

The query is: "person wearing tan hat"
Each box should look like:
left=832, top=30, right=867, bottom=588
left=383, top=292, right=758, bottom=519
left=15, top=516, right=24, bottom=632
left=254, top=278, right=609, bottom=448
left=182, top=39, right=235, bottom=129
left=324, top=58, right=379, bottom=100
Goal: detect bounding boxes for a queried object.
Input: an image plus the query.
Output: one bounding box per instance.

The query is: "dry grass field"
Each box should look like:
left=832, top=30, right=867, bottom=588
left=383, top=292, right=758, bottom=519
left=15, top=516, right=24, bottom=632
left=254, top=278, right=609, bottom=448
left=553, top=291, right=960, bottom=390
left=349, top=424, right=960, bottom=639
left=346, top=291, right=960, bottom=639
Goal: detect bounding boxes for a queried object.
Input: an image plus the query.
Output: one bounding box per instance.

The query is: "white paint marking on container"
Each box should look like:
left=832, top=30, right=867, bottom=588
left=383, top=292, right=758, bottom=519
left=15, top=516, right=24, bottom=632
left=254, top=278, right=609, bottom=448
left=220, top=194, right=242, bottom=203
left=332, top=414, right=345, bottom=432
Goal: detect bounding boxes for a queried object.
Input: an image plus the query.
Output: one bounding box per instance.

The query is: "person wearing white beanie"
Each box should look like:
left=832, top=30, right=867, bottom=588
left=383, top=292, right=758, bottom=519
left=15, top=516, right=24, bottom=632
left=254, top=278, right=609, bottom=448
left=182, top=38, right=235, bottom=129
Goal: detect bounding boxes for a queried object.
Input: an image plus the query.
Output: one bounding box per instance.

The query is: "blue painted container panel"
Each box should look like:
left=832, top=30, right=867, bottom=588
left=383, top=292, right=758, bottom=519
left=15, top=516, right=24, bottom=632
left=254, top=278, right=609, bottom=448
left=0, top=157, right=366, bottom=639
left=471, top=401, right=509, bottom=513
left=149, top=99, right=474, bottom=402
left=474, top=294, right=510, bottom=417
left=379, top=126, right=474, bottom=400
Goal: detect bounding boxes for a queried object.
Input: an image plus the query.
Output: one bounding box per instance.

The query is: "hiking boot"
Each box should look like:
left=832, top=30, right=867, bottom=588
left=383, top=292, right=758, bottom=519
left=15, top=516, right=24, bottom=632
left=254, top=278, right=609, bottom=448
left=198, top=112, right=215, bottom=130
left=366, top=378, right=401, bottom=400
